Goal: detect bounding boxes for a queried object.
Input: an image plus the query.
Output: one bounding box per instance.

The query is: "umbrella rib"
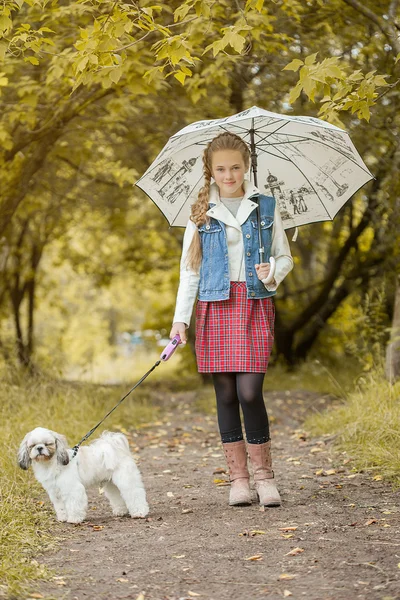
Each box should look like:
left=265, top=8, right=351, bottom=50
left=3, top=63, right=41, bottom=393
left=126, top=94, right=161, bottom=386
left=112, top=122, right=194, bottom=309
left=254, top=128, right=372, bottom=178
left=260, top=143, right=332, bottom=219
left=170, top=172, right=205, bottom=227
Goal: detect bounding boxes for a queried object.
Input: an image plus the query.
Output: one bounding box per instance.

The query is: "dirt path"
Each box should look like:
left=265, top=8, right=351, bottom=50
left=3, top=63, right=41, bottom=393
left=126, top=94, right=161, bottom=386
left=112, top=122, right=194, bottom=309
left=33, top=389, right=400, bottom=600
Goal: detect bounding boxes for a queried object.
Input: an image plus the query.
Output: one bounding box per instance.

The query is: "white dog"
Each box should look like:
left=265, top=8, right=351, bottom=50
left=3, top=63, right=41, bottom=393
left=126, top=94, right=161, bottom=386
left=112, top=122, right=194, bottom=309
left=18, top=427, right=149, bottom=523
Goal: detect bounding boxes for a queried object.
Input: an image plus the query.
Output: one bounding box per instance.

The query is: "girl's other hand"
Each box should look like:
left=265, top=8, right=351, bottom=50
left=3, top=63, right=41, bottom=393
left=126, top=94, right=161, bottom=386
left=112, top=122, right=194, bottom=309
left=170, top=322, right=187, bottom=344
left=255, top=262, right=276, bottom=285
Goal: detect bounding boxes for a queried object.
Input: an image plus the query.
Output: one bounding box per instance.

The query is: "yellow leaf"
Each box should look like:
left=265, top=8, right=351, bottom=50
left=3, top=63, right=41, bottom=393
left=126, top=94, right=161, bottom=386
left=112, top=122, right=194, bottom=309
left=285, top=547, right=304, bottom=556
left=325, top=469, right=336, bottom=476
left=283, top=59, right=304, bottom=72
left=244, top=554, right=263, bottom=561
left=174, top=70, right=186, bottom=85
left=279, top=574, right=296, bottom=580
left=116, top=578, right=129, bottom=583
left=188, top=592, right=201, bottom=597
left=305, top=52, right=318, bottom=65
left=373, top=475, right=382, bottom=481
left=283, top=591, right=292, bottom=597
left=279, top=526, right=298, bottom=532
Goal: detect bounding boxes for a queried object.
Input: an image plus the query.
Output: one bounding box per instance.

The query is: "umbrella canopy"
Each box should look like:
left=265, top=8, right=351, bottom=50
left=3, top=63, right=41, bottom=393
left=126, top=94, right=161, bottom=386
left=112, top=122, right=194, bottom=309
left=135, top=106, right=374, bottom=229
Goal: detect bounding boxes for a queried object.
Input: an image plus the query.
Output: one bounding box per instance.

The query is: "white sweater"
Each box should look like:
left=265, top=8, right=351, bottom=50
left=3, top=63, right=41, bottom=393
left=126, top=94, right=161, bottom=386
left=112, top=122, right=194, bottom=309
left=173, top=180, right=294, bottom=326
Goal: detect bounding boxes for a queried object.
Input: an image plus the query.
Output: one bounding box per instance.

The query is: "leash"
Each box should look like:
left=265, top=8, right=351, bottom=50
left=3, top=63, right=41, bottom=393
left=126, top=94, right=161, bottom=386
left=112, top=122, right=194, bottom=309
left=71, top=334, right=182, bottom=458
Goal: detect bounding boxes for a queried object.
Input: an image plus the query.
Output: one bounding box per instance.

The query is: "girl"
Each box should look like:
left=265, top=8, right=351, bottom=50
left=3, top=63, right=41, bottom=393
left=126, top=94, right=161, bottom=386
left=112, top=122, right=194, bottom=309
left=170, top=132, right=293, bottom=507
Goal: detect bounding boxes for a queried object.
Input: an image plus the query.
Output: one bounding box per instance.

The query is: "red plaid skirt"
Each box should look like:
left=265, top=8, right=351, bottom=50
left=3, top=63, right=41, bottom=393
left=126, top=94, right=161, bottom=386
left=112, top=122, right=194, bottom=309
left=195, top=282, right=275, bottom=373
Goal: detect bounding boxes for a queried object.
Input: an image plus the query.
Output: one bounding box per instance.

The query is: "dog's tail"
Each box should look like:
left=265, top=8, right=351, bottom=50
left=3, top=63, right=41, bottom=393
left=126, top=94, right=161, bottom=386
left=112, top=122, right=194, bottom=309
left=98, top=431, right=131, bottom=454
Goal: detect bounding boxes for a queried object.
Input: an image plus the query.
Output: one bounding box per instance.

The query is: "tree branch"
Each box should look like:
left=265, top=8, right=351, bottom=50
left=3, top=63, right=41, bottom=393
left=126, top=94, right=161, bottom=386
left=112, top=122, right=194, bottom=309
left=342, top=0, right=400, bottom=54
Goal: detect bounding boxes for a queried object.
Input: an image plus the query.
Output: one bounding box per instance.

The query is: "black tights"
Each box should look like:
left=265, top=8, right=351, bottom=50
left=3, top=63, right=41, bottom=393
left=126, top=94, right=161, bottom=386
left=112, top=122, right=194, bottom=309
left=212, top=372, right=270, bottom=445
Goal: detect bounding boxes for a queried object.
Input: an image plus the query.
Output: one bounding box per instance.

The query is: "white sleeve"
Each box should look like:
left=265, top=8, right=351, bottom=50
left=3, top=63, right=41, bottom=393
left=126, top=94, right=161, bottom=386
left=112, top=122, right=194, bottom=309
left=172, top=219, right=200, bottom=327
left=264, top=204, right=294, bottom=292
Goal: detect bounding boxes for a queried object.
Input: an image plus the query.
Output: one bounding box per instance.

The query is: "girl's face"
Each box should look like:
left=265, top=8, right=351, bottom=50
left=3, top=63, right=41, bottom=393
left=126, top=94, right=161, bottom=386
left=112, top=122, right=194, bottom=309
left=211, top=150, right=247, bottom=198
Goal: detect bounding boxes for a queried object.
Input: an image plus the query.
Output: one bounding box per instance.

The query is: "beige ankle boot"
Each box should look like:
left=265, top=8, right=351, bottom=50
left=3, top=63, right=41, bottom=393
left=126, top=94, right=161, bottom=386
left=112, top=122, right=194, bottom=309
left=222, top=440, right=252, bottom=506
left=247, top=440, right=281, bottom=507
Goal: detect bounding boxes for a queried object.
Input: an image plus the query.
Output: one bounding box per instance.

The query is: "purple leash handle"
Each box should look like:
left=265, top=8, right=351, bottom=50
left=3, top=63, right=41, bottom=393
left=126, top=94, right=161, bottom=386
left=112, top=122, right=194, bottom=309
left=160, top=334, right=182, bottom=361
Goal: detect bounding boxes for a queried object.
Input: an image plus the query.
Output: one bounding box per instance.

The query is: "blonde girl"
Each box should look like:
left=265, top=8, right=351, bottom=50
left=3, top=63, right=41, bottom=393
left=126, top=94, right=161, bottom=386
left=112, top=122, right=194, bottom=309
left=170, top=132, right=293, bottom=507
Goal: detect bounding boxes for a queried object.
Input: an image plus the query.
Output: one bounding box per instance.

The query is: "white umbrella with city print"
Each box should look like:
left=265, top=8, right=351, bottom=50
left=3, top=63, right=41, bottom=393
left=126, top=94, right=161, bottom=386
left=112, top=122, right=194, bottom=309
left=135, top=105, right=374, bottom=233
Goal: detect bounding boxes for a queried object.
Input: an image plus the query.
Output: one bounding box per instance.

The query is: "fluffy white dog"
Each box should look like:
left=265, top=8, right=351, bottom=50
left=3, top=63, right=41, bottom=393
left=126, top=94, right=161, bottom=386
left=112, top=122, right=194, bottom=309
left=18, top=427, right=149, bottom=523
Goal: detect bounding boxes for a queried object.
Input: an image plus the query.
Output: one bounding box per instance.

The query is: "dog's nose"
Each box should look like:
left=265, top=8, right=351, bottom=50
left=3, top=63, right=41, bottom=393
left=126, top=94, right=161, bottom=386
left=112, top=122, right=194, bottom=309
left=37, top=445, right=44, bottom=452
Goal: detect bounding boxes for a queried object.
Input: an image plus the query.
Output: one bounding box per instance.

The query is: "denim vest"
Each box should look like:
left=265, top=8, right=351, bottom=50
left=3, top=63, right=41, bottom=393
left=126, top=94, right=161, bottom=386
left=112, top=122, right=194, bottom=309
left=198, top=194, right=276, bottom=301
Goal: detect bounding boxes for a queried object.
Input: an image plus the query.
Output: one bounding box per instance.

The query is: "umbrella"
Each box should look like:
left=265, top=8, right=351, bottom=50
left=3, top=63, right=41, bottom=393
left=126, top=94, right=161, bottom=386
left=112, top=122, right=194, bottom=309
left=135, top=105, right=373, bottom=249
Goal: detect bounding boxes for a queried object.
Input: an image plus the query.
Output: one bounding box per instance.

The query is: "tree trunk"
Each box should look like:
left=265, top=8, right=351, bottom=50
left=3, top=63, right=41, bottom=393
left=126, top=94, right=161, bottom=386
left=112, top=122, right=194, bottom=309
left=385, top=274, right=400, bottom=382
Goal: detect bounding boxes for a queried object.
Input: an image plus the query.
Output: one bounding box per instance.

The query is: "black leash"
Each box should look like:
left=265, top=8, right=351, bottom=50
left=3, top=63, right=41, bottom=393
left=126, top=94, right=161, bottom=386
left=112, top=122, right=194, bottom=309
left=71, top=359, right=161, bottom=458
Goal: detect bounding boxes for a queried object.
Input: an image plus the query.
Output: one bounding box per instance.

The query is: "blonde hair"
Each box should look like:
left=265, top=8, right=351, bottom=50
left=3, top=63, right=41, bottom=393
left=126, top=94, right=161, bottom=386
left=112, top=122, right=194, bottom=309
left=186, top=131, right=250, bottom=272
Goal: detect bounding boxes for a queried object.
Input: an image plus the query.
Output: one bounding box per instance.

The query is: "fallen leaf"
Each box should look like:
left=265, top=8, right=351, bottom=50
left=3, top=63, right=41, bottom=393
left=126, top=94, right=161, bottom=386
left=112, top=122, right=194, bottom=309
left=325, top=469, right=336, bottom=476
left=173, top=554, right=185, bottom=559
left=213, top=478, right=228, bottom=484
left=182, top=508, right=193, bottom=514
left=213, top=467, right=226, bottom=474
left=315, top=469, right=325, bottom=476
left=279, top=574, right=296, bottom=580
left=373, top=475, right=382, bottom=481
left=283, top=590, right=293, bottom=597
left=279, top=527, right=298, bottom=532
left=310, top=447, right=323, bottom=453
left=28, top=595, right=43, bottom=599
left=188, top=592, right=201, bottom=597
left=55, top=581, right=66, bottom=586
left=250, top=530, right=266, bottom=536
left=281, top=534, right=295, bottom=539
left=135, top=593, right=145, bottom=600
left=285, top=547, right=304, bottom=556
left=116, top=578, right=129, bottom=583
left=167, top=492, right=175, bottom=497
left=244, top=554, right=263, bottom=561
left=364, top=519, right=377, bottom=526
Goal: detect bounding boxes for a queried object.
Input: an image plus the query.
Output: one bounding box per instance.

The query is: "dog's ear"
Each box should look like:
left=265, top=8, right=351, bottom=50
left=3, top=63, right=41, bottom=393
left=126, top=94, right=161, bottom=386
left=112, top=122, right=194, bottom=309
left=17, top=434, right=31, bottom=470
left=53, top=432, right=70, bottom=466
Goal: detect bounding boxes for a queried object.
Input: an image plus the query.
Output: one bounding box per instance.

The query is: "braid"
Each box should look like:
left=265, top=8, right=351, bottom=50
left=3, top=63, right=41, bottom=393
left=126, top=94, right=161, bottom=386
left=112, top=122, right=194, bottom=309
left=186, top=131, right=250, bottom=272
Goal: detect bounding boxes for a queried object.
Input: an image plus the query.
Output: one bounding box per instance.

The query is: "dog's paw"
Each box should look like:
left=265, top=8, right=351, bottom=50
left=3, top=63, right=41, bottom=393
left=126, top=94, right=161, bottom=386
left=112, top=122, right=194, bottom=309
left=66, top=514, right=85, bottom=524
left=112, top=508, right=129, bottom=517
left=130, top=506, right=149, bottom=518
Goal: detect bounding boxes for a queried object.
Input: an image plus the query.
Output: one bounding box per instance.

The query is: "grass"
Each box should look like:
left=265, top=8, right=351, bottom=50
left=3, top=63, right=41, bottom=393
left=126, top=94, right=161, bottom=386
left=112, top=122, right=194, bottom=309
left=305, top=371, right=400, bottom=486
left=0, top=365, right=165, bottom=599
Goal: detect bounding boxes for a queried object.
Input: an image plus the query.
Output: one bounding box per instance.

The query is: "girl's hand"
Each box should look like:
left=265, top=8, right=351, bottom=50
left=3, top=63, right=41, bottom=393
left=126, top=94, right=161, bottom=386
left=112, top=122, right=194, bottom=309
left=255, top=262, right=276, bottom=286
left=170, top=322, right=187, bottom=344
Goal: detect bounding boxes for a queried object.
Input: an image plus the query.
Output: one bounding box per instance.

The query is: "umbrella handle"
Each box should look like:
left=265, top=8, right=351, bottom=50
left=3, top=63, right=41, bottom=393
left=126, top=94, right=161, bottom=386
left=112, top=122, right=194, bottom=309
left=262, top=256, right=276, bottom=285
